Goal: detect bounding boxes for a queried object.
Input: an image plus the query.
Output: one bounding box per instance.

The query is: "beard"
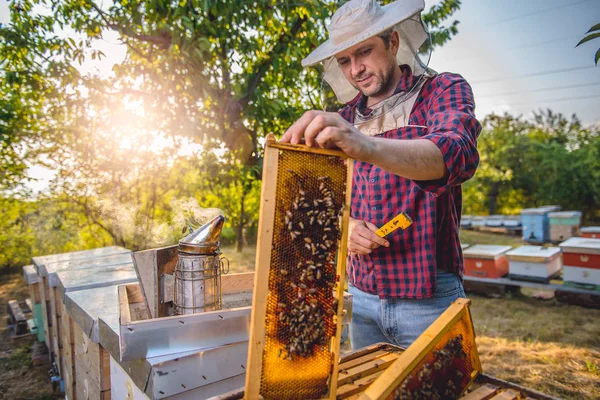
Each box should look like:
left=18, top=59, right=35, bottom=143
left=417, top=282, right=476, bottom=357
left=352, top=62, right=397, bottom=98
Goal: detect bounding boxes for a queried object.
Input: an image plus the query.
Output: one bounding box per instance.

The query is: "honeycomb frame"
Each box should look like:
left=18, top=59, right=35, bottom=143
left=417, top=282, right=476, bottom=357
left=359, top=298, right=482, bottom=400
left=245, top=134, right=353, bottom=400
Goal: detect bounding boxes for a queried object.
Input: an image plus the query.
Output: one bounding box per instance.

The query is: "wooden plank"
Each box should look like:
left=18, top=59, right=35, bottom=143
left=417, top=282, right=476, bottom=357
left=244, top=135, right=280, bottom=400
left=338, top=354, right=398, bottom=386
left=75, top=361, right=110, bottom=400
left=61, top=301, right=76, bottom=400
left=359, top=299, right=477, bottom=400
left=222, top=272, right=255, bottom=295
left=269, top=141, right=348, bottom=158
left=338, top=350, right=392, bottom=374
left=118, top=285, right=132, bottom=325
left=40, top=276, right=53, bottom=352
left=337, top=371, right=384, bottom=399
left=49, top=287, right=62, bottom=375
left=7, top=300, right=26, bottom=323
left=329, top=157, right=354, bottom=399
left=30, top=282, right=42, bottom=304
left=122, top=283, right=151, bottom=322
left=490, top=389, right=520, bottom=400
left=74, top=323, right=111, bottom=391
left=459, top=384, right=501, bottom=400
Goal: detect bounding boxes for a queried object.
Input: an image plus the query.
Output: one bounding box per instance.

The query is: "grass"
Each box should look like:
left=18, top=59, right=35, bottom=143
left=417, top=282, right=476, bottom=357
left=221, top=229, right=600, bottom=399
left=1, top=229, right=598, bottom=399
left=0, top=273, right=61, bottom=400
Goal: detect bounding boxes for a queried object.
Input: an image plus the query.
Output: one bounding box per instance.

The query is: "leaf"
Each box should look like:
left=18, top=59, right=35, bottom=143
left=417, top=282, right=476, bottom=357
left=575, top=32, right=600, bottom=47
left=596, top=48, right=600, bottom=65
left=586, top=23, right=600, bottom=34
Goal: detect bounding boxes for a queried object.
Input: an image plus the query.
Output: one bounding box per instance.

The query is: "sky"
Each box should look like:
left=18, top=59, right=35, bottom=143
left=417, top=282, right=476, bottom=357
left=426, top=0, right=600, bottom=125
left=1, top=0, right=599, bottom=192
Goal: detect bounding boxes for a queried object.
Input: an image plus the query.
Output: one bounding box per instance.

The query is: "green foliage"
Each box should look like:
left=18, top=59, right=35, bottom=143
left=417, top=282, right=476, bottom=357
left=464, top=110, right=600, bottom=222
left=576, top=22, right=600, bottom=65
left=0, top=0, right=462, bottom=263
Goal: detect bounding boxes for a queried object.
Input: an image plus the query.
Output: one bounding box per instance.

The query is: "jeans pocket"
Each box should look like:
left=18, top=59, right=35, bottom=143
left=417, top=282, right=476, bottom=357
left=433, top=272, right=462, bottom=298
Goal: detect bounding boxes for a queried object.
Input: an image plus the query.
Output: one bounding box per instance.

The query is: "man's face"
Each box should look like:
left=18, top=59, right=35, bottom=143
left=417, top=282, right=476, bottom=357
left=335, top=32, right=399, bottom=99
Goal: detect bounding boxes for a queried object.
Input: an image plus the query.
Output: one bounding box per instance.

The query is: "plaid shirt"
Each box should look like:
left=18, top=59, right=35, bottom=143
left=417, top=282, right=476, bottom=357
left=341, top=70, right=481, bottom=299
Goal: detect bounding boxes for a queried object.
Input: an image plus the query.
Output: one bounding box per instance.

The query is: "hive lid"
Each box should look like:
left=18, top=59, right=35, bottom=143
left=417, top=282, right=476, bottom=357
left=463, top=245, right=512, bottom=259
left=581, top=226, right=600, bottom=233
left=506, top=246, right=561, bottom=263
left=179, top=214, right=225, bottom=254
left=521, top=208, right=549, bottom=216
left=559, top=237, right=600, bottom=255
left=548, top=211, right=582, bottom=218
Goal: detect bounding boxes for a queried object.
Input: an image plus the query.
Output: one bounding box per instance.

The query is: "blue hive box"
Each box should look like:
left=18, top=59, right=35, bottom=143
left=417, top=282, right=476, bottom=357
left=521, top=206, right=561, bottom=243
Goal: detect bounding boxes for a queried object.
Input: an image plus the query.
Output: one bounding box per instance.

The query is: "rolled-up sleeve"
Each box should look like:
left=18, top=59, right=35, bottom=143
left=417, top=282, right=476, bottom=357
left=414, top=74, right=481, bottom=197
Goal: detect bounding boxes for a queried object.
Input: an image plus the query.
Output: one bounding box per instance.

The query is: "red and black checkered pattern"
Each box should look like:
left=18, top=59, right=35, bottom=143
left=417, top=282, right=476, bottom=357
left=340, top=69, right=481, bottom=299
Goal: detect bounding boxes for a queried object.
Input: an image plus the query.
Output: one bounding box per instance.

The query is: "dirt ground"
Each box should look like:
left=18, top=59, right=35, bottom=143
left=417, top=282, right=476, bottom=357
left=0, top=234, right=599, bottom=399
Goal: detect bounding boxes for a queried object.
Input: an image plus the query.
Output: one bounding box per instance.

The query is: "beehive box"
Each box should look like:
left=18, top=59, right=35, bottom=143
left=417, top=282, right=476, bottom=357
left=549, top=211, right=582, bottom=242
left=559, top=237, right=600, bottom=286
left=245, top=135, right=352, bottom=400
left=22, top=265, right=45, bottom=342
left=581, top=226, right=600, bottom=239
left=521, top=206, right=560, bottom=243
left=46, top=260, right=137, bottom=375
left=32, top=247, right=130, bottom=369
left=463, top=245, right=512, bottom=278
left=506, top=246, right=562, bottom=282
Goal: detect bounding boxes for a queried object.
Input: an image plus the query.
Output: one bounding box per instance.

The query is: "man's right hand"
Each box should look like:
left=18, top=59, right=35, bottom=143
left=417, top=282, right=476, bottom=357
left=348, top=218, right=390, bottom=255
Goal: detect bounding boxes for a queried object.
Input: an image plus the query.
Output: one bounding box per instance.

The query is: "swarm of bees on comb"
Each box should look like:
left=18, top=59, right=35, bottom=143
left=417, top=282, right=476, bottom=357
left=393, top=335, right=468, bottom=400
left=275, top=171, right=343, bottom=360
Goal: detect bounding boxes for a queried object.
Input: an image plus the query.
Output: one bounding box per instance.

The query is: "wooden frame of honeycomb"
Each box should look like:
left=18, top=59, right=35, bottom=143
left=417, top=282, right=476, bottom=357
left=245, top=134, right=353, bottom=400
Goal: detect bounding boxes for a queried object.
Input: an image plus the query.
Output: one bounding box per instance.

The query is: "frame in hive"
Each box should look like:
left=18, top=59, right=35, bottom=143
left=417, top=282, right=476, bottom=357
left=245, top=134, right=353, bottom=400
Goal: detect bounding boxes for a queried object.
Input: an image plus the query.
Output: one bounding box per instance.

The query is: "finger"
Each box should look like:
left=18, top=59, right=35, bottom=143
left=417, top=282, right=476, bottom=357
left=355, top=224, right=389, bottom=248
left=304, top=112, right=344, bottom=147
left=364, top=221, right=390, bottom=247
left=315, top=126, right=342, bottom=150
left=348, top=241, right=373, bottom=255
left=282, top=111, right=321, bottom=145
left=351, top=229, right=382, bottom=250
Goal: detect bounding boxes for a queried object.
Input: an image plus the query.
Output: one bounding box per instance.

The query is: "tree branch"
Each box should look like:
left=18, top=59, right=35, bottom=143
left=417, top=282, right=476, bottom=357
left=237, top=15, right=307, bottom=108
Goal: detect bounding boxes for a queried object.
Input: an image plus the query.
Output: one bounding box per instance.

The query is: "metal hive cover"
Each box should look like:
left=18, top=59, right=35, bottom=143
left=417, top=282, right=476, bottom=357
left=506, top=246, right=561, bottom=263
left=559, top=237, right=600, bottom=255
left=463, top=245, right=512, bottom=259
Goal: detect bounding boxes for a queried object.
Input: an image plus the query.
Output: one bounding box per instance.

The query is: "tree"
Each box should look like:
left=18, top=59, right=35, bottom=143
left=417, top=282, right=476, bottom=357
left=576, top=22, right=600, bottom=65
left=1, top=0, right=463, bottom=254
left=464, top=110, right=600, bottom=222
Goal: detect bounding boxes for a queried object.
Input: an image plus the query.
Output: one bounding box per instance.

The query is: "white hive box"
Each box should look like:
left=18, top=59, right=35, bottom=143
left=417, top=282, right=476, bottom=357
left=506, top=246, right=562, bottom=281
left=559, top=237, right=600, bottom=286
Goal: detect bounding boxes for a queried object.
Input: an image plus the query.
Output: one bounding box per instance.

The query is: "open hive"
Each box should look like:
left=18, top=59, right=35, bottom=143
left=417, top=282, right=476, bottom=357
left=360, top=298, right=482, bottom=400
left=245, top=134, right=353, bottom=400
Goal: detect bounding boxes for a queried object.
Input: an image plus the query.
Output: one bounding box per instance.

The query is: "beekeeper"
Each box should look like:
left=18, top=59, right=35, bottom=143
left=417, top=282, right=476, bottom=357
left=281, top=0, right=481, bottom=349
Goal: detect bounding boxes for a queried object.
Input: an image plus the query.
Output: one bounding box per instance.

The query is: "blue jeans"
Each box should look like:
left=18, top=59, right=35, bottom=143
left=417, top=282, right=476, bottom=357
left=348, top=270, right=467, bottom=349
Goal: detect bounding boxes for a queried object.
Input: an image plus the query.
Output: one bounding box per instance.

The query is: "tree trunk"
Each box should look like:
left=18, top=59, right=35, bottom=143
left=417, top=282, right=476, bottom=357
left=488, top=181, right=501, bottom=215
left=236, top=193, right=246, bottom=253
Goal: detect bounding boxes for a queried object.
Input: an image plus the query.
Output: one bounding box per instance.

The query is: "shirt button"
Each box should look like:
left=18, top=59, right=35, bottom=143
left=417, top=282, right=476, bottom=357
left=408, top=118, right=412, bottom=123
left=372, top=207, right=377, bottom=211
left=370, top=179, right=375, bottom=183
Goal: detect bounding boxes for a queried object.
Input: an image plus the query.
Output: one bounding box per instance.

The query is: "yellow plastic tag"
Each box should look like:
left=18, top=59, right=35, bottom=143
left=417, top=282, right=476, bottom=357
left=375, top=212, right=413, bottom=238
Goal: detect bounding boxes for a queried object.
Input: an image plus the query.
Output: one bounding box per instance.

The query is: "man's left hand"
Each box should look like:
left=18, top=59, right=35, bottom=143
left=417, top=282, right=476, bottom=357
left=280, top=110, right=372, bottom=161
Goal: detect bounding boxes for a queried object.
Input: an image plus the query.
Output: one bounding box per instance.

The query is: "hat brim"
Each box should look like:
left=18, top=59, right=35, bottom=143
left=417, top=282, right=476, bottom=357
left=302, top=0, right=425, bottom=67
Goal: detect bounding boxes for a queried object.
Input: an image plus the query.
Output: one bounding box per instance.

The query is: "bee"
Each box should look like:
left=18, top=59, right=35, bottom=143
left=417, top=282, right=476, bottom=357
left=299, top=221, right=304, bottom=229
left=304, top=237, right=312, bottom=243
left=278, top=302, right=287, bottom=308
left=280, top=269, right=288, bottom=276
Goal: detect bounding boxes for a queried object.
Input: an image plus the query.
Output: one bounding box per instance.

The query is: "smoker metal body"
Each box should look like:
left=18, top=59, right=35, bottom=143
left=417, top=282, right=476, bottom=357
left=174, top=253, right=222, bottom=315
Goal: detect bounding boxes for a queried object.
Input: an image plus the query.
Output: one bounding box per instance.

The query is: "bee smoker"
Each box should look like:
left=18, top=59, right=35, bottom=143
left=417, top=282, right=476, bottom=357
left=174, top=215, right=229, bottom=315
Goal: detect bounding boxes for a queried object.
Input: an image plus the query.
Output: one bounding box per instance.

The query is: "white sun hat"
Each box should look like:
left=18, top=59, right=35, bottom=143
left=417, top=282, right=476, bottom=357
left=302, top=0, right=430, bottom=104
